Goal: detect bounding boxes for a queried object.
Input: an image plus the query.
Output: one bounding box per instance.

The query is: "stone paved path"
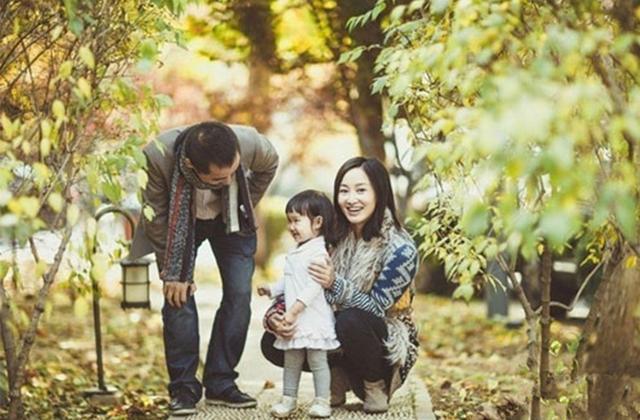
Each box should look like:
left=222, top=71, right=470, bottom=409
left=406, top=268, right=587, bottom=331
left=157, top=283, right=434, bottom=419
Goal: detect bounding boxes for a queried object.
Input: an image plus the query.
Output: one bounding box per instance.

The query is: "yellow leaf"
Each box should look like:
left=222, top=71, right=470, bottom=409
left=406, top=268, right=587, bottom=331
left=90, top=252, right=109, bottom=280
left=7, top=198, right=21, bottom=214
left=47, top=193, right=64, bottom=213
left=59, top=61, right=73, bottom=78
left=52, top=100, right=65, bottom=119
left=67, top=204, right=80, bottom=225
left=35, top=261, right=48, bottom=278
left=19, top=196, right=40, bottom=218
left=1, top=114, right=15, bottom=139
left=40, top=119, right=52, bottom=138
left=143, top=205, right=155, bottom=221
left=74, top=297, right=90, bottom=318
left=33, top=163, right=51, bottom=184
left=77, top=78, right=91, bottom=99
left=79, top=46, right=95, bottom=69
left=136, top=169, right=148, bottom=189
left=40, top=137, right=51, bottom=157
left=21, top=140, right=31, bottom=156
left=625, top=255, right=637, bottom=269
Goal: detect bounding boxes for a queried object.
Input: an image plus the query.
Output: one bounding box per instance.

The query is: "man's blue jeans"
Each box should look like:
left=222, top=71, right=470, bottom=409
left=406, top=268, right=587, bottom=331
left=161, top=217, right=256, bottom=401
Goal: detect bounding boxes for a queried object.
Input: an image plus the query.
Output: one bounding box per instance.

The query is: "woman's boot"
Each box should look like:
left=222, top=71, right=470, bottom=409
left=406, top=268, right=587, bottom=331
left=363, top=379, right=388, bottom=413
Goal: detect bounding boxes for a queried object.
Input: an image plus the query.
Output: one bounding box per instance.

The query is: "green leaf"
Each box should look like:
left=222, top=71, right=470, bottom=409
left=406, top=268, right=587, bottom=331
left=431, top=0, right=450, bottom=14
left=77, top=78, right=92, bottom=99
left=453, top=283, right=474, bottom=302
left=139, top=39, right=158, bottom=61
left=371, top=1, right=387, bottom=21
left=371, top=76, right=388, bottom=95
left=79, top=46, right=95, bottom=69
left=539, top=209, right=576, bottom=247
left=461, top=202, right=489, bottom=236
left=338, top=46, right=365, bottom=64
left=102, top=181, right=122, bottom=203
left=615, top=194, right=637, bottom=241
left=0, top=261, right=10, bottom=281
left=143, top=205, right=155, bottom=221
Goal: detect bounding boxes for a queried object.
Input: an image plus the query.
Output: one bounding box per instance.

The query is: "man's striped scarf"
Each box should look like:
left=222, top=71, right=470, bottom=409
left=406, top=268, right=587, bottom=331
left=160, top=132, right=255, bottom=282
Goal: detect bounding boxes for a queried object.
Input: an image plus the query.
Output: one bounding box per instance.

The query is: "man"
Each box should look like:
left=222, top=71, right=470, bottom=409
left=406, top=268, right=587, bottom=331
left=129, top=121, right=279, bottom=415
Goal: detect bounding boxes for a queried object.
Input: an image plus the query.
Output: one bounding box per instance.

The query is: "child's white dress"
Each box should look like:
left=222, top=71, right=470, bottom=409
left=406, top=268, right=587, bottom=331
left=270, top=236, right=340, bottom=351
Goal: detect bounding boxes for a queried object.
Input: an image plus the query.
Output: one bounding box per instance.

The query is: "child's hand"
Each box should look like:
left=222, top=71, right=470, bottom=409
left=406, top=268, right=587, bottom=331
left=257, top=285, right=271, bottom=297
left=284, top=311, right=298, bottom=325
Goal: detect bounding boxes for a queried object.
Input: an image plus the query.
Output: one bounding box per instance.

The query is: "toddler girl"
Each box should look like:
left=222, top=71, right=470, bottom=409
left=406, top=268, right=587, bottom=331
left=258, top=189, right=339, bottom=418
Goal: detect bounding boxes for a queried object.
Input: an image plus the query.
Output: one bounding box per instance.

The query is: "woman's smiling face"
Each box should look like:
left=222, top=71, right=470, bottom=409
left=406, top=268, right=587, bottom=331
left=337, top=167, right=376, bottom=236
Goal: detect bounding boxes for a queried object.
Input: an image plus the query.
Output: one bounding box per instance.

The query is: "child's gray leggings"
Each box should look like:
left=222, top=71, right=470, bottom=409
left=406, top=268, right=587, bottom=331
left=283, top=348, right=330, bottom=399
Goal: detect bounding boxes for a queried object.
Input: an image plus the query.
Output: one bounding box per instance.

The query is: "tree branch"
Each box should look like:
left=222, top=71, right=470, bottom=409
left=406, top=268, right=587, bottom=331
left=11, top=222, right=72, bottom=397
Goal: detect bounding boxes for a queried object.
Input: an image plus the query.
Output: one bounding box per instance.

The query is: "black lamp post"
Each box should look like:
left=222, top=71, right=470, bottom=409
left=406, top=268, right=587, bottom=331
left=83, top=206, right=151, bottom=401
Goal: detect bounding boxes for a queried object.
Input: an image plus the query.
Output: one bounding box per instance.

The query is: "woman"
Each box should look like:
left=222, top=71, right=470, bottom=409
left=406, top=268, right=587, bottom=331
left=261, top=157, right=419, bottom=413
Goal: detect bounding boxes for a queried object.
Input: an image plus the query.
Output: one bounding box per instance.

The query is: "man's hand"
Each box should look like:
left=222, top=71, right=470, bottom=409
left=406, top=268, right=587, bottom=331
left=257, top=284, right=271, bottom=297
left=163, top=281, right=196, bottom=308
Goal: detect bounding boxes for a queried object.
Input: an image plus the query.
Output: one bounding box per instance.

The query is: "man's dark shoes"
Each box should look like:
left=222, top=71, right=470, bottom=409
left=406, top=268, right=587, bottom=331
left=169, top=390, right=198, bottom=416
left=205, top=386, right=257, bottom=409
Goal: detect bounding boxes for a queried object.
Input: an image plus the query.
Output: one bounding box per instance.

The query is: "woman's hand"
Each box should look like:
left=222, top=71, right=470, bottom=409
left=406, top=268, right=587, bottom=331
left=308, top=256, right=336, bottom=289
left=267, top=312, right=296, bottom=339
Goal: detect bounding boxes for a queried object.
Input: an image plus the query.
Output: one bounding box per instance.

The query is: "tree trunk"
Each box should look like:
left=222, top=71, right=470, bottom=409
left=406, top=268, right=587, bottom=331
left=571, top=246, right=621, bottom=381
left=530, top=382, right=541, bottom=420
left=539, top=245, right=556, bottom=399
left=584, top=248, right=640, bottom=418
left=231, top=0, right=276, bottom=132
left=335, top=0, right=386, bottom=161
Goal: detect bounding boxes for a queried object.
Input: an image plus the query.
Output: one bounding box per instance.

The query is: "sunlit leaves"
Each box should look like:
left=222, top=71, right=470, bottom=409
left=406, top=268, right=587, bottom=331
left=58, top=61, right=73, bottom=79
left=52, top=100, right=65, bottom=120
left=452, top=282, right=474, bottom=302
left=376, top=0, right=640, bottom=277
left=431, top=0, right=450, bottom=15
left=346, top=0, right=386, bottom=32
left=337, top=46, right=365, bottom=64
left=66, top=204, right=80, bottom=225
left=461, top=201, right=490, bottom=237
left=47, top=193, right=64, bottom=213
left=78, top=46, right=95, bottom=69
left=76, top=77, right=92, bottom=99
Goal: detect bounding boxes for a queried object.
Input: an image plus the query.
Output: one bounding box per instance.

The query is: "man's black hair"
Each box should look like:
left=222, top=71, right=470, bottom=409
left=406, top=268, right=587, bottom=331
left=177, top=121, right=240, bottom=173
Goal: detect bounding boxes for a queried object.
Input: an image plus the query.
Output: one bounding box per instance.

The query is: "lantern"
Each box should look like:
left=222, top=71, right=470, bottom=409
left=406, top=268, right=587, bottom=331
left=120, top=257, right=151, bottom=309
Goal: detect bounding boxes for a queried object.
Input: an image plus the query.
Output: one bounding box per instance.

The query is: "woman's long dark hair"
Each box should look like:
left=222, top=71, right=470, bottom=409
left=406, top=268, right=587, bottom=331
left=333, top=157, right=401, bottom=242
left=286, top=189, right=337, bottom=249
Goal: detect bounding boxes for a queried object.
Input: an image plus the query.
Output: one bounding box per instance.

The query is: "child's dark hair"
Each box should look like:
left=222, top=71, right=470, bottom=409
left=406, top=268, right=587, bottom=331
left=286, top=190, right=336, bottom=249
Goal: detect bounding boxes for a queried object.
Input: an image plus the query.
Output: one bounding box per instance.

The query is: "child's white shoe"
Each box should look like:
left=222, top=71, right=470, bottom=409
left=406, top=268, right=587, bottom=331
left=271, top=396, right=297, bottom=418
left=308, top=397, right=331, bottom=418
